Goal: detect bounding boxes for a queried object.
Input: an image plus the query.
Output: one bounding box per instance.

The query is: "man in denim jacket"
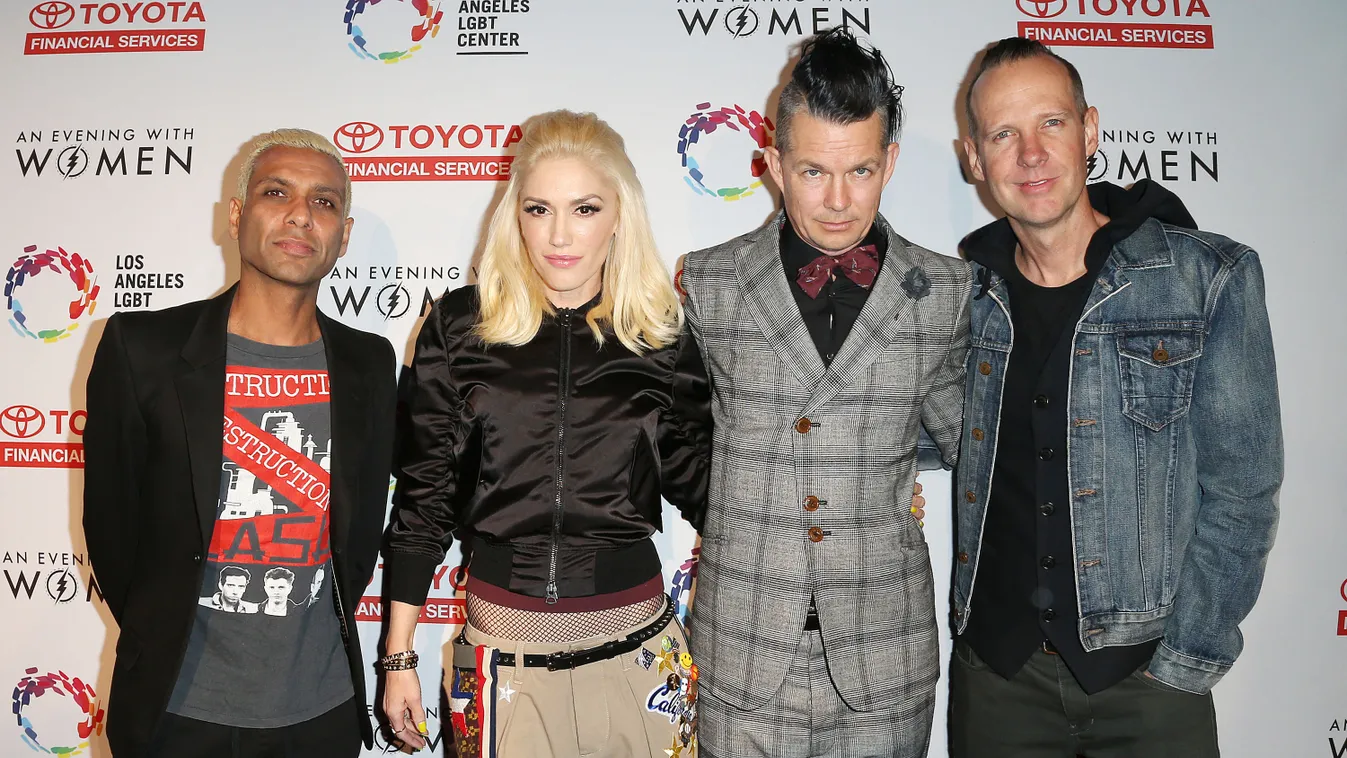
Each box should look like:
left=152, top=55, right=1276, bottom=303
left=949, top=38, right=1282, bottom=756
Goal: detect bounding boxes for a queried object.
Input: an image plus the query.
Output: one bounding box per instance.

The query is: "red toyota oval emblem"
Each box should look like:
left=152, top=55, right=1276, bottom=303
left=0, top=405, right=46, bottom=439
left=30, top=1, right=75, bottom=29
left=1016, top=0, right=1068, bottom=18
left=332, top=122, right=384, bottom=154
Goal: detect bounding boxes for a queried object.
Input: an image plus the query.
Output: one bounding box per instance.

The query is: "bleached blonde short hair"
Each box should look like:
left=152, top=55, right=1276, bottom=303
left=475, top=110, right=680, bottom=354
left=236, top=129, right=351, bottom=217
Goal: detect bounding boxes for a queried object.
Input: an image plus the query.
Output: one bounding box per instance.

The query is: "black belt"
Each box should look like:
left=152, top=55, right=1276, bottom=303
left=454, top=597, right=677, bottom=672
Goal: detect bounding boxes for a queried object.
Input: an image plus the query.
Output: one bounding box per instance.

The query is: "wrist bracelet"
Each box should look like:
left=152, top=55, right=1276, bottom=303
left=379, top=651, right=419, bottom=671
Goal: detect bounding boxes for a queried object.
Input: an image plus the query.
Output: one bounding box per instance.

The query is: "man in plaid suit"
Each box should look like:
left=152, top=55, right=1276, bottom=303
left=679, top=28, right=971, bottom=758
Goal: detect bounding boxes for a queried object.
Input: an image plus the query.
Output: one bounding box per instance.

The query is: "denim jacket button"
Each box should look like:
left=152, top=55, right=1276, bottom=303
left=965, top=490, right=976, bottom=503
left=957, top=552, right=970, bottom=564
left=972, top=427, right=985, bottom=441
left=978, top=361, right=992, bottom=376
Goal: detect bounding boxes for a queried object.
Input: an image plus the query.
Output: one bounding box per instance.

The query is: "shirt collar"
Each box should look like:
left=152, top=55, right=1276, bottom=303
left=780, top=215, right=888, bottom=274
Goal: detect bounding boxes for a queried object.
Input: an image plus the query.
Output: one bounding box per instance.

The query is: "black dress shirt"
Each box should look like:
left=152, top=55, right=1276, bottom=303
left=780, top=218, right=888, bottom=366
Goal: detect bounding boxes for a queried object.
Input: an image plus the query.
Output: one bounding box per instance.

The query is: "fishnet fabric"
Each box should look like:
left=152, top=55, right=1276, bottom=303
left=466, top=592, right=666, bottom=644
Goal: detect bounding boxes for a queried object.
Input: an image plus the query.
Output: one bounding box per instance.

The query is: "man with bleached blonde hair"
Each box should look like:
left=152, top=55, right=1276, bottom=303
left=84, top=128, right=396, bottom=757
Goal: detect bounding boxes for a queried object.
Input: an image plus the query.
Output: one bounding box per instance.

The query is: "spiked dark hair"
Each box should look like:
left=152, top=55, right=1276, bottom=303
left=965, top=37, right=1088, bottom=138
left=775, top=27, right=905, bottom=153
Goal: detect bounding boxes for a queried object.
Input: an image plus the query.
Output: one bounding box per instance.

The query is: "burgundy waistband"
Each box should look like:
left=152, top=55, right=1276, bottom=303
left=466, top=573, right=665, bottom=612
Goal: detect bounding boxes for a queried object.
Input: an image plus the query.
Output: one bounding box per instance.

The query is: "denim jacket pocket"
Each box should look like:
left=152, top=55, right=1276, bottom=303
left=1116, top=327, right=1203, bottom=431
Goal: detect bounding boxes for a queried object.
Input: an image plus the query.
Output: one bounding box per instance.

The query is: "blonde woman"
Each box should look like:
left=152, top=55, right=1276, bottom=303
left=378, top=111, right=708, bottom=758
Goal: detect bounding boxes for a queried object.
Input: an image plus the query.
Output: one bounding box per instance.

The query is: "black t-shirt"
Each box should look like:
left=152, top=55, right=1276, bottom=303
left=166, top=334, right=352, bottom=727
left=964, top=240, right=1158, bottom=694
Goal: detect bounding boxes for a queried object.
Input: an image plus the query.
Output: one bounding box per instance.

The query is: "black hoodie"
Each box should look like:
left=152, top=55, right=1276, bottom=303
left=957, top=179, right=1198, bottom=694
left=962, top=178, right=1197, bottom=296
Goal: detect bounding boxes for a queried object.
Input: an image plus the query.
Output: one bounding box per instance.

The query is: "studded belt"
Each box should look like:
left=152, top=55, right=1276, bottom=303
left=453, top=597, right=677, bottom=672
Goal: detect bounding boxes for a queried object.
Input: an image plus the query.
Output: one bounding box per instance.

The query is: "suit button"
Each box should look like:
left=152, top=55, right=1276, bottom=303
left=795, top=417, right=813, bottom=434
left=964, top=490, right=976, bottom=503
left=978, top=361, right=992, bottom=376
left=972, top=427, right=985, bottom=441
left=803, top=496, right=820, bottom=512
left=1042, top=608, right=1057, bottom=622
left=957, top=552, right=969, bottom=564
left=1040, top=502, right=1055, bottom=516
left=1034, top=394, right=1049, bottom=408
left=808, top=526, right=825, bottom=543
left=1041, top=555, right=1057, bottom=570
left=192, top=553, right=202, bottom=563
left=1038, top=447, right=1054, bottom=461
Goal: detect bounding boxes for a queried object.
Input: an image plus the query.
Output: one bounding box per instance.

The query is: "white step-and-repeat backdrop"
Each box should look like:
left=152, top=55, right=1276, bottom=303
left=1, top=1, right=1342, bottom=756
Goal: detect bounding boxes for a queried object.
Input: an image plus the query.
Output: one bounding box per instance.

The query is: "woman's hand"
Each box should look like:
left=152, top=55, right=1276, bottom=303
left=912, top=480, right=926, bottom=526
left=382, top=667, right=429, bottom=751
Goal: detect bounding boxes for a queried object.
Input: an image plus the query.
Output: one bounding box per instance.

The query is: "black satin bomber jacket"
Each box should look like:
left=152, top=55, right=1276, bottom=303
left=383, top=286, right=711, bottom=605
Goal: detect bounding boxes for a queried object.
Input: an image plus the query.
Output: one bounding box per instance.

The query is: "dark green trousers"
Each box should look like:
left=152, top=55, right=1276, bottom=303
left=949, top=639, right=1219, bottom=758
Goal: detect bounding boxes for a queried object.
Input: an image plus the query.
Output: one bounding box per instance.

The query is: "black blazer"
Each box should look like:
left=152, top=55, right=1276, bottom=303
left=82, top=285, right=396, bottom=755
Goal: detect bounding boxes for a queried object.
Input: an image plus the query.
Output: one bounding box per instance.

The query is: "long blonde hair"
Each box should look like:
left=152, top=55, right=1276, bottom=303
left=474, top=110, right=681, bottom=354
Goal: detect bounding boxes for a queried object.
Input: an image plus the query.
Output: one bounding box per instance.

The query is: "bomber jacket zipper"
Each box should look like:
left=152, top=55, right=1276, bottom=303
left=544, top=309, right=574, bottom=604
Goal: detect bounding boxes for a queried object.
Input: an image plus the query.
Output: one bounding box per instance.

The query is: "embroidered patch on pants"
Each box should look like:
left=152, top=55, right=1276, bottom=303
left=448, top=646, right=501, bottom=758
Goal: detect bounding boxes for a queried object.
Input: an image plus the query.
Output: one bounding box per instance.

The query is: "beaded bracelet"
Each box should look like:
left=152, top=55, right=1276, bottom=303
left=378, top=651, right=419, bottom=671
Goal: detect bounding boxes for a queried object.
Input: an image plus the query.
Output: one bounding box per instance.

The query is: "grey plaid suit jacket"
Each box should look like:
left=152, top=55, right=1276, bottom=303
left=683, top=211, right=971, bottom=714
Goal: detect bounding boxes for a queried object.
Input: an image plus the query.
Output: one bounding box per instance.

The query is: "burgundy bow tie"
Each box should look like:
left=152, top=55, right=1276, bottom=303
left=796, top=244, right=879, bottom=298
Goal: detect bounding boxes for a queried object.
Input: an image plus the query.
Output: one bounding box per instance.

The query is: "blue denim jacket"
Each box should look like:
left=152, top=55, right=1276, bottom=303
left=952, top=217, right=1283, bottom=695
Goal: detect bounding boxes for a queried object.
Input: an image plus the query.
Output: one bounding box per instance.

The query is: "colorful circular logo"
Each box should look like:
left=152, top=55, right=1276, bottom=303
left=1016, top=0, right=1068, bottom=18
left=344, top=0, right=444, bottom=64
left=676, top=103, right=776, bottom=202
left=5, top=245, right=100, bottom=343
left=12, top=668, right=105, bottom=756
left=29, top=2, right=75, bottom=29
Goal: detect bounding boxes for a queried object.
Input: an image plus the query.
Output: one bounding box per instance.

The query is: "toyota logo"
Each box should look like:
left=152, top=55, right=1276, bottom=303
left=0, top=405, right=45, bottom=439
left=333, top=122, right=384, bottom=154
left=30, top=1, right=75, bottom=29
left=1016, top=0, right=1068, bottom=18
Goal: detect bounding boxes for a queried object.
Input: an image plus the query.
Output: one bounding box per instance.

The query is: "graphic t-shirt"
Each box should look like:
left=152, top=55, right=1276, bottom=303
left=167, top=334, right=353, bottom=727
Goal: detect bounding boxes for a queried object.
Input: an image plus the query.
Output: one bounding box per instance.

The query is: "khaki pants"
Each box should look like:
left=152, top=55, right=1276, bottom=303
left=448, top=601, right=698, bottom=758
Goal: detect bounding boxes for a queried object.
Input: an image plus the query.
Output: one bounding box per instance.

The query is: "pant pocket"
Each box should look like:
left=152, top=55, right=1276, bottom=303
left=1129, top=663, right=1201, bottom=696
left=954, top=639, right=990, bottom=672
